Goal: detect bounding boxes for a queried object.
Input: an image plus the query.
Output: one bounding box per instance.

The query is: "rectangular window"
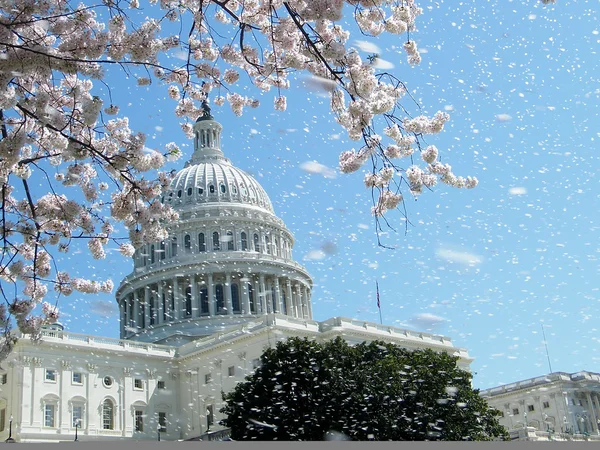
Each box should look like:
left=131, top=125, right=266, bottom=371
left=135, top=410, right=144, bottom=432
left=543, top=401, right=550, bottom=409
left=0, top=408, right=5, bottom=432
left=45, top=369, right=57, bottom=382
left=157, top=380, right=166, bottom=390
left=205, top=373, right=212, bottom=384
left=228, top=366, right=235, bottom=377
left=512, top=408, right=519, bottom=416
left=134, top=379, right=143, bottom=390
left=45, top=404, right=55, bottom=427
left=72, top=405, right=83, bottom=428
left=72, top=372, right=82, bottom=384
left=527, top=405, right=534, bottom=412
left=0, top=373, right=7, bottom=385
left=158, top=412, right=167, bottom=432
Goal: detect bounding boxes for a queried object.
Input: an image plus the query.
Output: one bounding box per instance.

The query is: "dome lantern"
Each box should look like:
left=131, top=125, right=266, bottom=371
left=190, top=99, right=226, bottom=164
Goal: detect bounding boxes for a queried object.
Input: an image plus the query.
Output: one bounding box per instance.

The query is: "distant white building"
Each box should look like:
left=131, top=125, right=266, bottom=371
left=0, top=107, right=473, bottom=443
left=481, top=371, right=600, bottom=441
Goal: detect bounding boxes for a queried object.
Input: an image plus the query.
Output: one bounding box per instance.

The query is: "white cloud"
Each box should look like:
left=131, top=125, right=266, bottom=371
left=436, top=246, right=483, bottom=266
left=508, top=186, right=527, bottom=195
left=409, top=313, right=448, bottom=330
left=354, top=40, right=381, bottom=54
left=495, top=113, right=512, bottom=122
left=299, top=161, right=337, bottom=179
left=304, top=250, right=326, bottom=261
left=372, top=57, right=395, bottom=69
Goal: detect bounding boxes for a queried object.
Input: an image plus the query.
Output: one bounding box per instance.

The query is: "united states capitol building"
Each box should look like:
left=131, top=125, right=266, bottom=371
left=0, top=108, right=474, bottom=442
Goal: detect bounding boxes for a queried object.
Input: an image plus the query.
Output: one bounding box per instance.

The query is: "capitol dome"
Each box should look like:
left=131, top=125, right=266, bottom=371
left=115, top=105, right=313, bottom=345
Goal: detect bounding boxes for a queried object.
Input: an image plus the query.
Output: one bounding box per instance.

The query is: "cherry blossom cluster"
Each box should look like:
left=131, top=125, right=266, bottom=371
left=0, top=0, right=555, bottom=359
left=0, top=0, right=182, bottom=355
left=155, top=0, right=483, bottom=227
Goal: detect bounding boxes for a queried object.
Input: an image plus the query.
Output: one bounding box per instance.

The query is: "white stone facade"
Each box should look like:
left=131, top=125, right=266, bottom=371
left=0, top=109, right=473, bottom=442
left=481, top=371, right=600, bottom=440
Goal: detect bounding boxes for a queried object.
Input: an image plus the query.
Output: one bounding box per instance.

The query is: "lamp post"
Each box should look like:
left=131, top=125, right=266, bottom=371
left=74, top=418, right=81, bottom=442
left=5, top=415, right=15, bottom=443
left=157, top=424, right=161, bottom=442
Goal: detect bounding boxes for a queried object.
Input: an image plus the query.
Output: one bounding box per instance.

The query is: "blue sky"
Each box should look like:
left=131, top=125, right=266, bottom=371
left=50, top=0, right=600, bottom=390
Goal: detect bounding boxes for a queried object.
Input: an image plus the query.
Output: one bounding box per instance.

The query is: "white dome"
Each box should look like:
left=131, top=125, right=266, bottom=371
left=162, top=160, right=275, bottom=214
left=116, top=107, right=313, bottom=345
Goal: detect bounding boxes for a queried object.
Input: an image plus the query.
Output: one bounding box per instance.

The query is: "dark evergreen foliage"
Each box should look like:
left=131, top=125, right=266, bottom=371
left=221, top=337, right=508, bottom=441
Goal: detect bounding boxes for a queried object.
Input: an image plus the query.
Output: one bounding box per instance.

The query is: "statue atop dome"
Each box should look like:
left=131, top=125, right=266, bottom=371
left=197, top=95, right=213, bottom=121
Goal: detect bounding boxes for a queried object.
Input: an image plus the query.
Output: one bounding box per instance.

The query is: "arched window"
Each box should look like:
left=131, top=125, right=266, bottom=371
left=253, top=233, right=260, bottom=253
left=220, top=183, right=226, bottom=193
left=200, top=288, right=208, bottom=315
left=231, top=284, right=240, bottom=313
left=187, top=187, right=192, bottom=196
left=248, top=283, right=255, bottom=314
left=273, top=238, right=279, bottom=257
left=227, top=231, right=234, bottom=251
left=265, top=236, right=271, bottom=255
left=184, top=234, right=191, bottom=253
left=185, top=286, right=192, bottom=316
left=171, top=237, right=177, bottom=257
left=177, top=190, right=182, bottom=198
left=103, top=399, right=114, bottom=430
left=150, top=245, right=155, bottom=264
left=213, top=232, right=220, bottom=251
left=241, top=232, right=248, bottom=251
left=198, top=187, right=204, bottom=195
left=215, top=284, right=225, bottom=314
left=160, top=241, right=166, bottom=260
left=198, top=233, right=206, bottom=252
left=209, top=184, right=215, bottom=194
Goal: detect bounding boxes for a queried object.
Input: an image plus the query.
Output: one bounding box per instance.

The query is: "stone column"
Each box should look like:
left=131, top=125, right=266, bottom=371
left=133, top=290, right=140, bottom=330
left=253, top=278, right=261, bottom=314
left=173, top=277, right=180, bottom=320
left=225, top=273, right=233, bottom=316
left=242, top=277, right=251, bottom=315
left=297, top=286, right=304, bottom=318
left=265, top=278, right=272, bottom=314
left=259, top=274, right=267, bottom=314
left=59, top=360, right=70, bottom=431
left=191, top=275, right=199, bottom=317
left=207, top=273, right=215, bottom=316
left=587, top=392, right=598, bottom=433
left=119, top=299, right=125, bottom=338
left=286, top=280, right=293, bottom=317
left=144, top=287, right=150, bottom=329
left=274, top=278, right=281, bottom=314
left=158, top=282, right=164, bottom=325
left=306, top=288, right=313, bottom=320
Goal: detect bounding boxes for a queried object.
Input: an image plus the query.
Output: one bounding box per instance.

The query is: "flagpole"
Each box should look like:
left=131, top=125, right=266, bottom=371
left=376, top=281, right=382, bottom=325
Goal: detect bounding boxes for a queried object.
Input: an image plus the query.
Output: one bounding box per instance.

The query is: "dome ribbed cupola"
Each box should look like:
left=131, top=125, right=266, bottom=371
left=115, top=104, right=313, bottom=345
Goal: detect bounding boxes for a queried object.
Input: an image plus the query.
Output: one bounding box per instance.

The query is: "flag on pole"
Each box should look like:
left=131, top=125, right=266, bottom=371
left=376, top=281, right=383, bottom=324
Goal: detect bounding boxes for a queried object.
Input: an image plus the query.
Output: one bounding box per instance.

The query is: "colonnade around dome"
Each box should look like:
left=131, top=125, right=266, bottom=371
left=118, top=273, right=312, bottom=339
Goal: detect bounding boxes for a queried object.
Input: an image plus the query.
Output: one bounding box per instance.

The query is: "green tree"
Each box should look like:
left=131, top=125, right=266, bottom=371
left=221, top=337, right=508, bottom=441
